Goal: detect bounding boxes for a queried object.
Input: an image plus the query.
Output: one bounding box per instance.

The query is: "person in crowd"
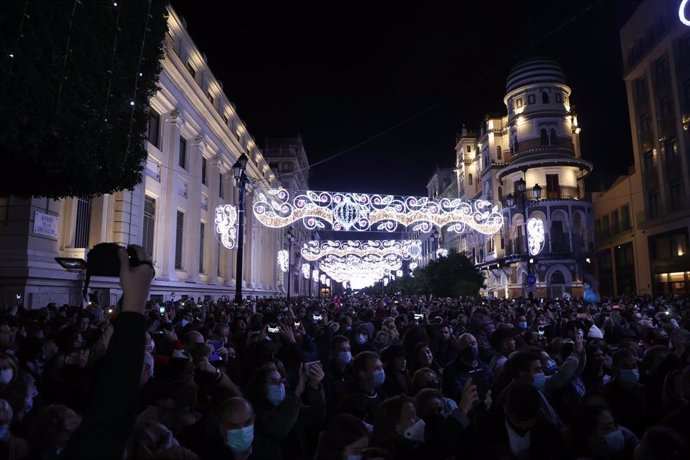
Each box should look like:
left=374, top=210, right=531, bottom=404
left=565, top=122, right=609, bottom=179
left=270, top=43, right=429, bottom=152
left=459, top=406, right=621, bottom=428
left=488, top=328, right=517, bottom=377
left=0, top=398, right=28, bottom=460
left=429, top=323, right=459, bottom=368
left=338, top=351, right=386, bottom=424
left=569, top=404, right=639, bottom=460
left=380, top=345, right=411, bottom=397
left=442, top=333, right=491, bottom=403
left=314, top=413, right=369, bottom=460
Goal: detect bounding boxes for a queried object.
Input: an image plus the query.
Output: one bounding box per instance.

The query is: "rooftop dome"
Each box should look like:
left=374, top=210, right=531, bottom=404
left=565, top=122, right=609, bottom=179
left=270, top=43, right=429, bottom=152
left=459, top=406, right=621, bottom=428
left=506, top=57, right=566, bottom=93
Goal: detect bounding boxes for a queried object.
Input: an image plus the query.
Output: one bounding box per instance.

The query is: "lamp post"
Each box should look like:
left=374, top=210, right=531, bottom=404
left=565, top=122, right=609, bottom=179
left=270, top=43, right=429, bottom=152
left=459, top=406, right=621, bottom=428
left=232, top=153, right=249, bottom=304
left=286, top=226, right=294, bottom=301
left=430, top=228, right=439, bottom=261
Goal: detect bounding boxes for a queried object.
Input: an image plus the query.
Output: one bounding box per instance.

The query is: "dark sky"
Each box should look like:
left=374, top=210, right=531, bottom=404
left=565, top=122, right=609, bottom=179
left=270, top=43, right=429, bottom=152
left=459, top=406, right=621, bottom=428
left=169, top=0, right=641, bottom=196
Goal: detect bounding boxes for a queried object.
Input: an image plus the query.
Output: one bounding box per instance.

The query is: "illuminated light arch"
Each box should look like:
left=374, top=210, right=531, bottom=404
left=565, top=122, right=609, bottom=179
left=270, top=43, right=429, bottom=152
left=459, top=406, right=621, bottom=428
left=301, top=240, right=422, bottom=262
left=253, top=189, right=503, bottom=235
left=277, top=250, right=289, bottom=273
left=681, top=0, right=690, bottom=26
left=214, top=204, right=238, bottom=249
left=317, top=253, right=399, bottom=290
left=527, top=217, right=545, bottom=256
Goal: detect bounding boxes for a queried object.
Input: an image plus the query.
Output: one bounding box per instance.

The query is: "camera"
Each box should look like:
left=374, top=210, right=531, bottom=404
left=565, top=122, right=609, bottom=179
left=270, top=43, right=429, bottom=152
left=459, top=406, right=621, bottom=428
left=86, top=243, right=144, bottom=277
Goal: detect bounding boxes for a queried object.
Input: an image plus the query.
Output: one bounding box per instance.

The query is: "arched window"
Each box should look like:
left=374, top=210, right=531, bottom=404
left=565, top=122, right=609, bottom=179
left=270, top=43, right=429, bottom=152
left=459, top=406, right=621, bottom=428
left=466, top=145, right=471, bottom=153
left=542, top=91, right=550, bottom=104
left=468, top=174, right=473, bottom=185
left=498, top=186, right=503, bottom=202
left=496, top=146, right=502, bottom=160
left=540, top=129, right=549, bottom=146
left=550, top=128, right=558, bottom=145
left=550, top=270, right=566, bottom=284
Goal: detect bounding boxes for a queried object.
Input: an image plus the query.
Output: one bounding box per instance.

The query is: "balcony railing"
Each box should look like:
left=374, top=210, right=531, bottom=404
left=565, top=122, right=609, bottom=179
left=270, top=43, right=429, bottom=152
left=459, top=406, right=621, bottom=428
left=502, top=185, right=581, bottom=207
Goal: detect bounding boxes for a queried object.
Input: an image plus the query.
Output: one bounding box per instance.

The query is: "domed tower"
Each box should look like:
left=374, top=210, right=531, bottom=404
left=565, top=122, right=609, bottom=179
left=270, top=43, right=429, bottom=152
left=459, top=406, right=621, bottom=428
left=496, top=57, right=594, bottom=298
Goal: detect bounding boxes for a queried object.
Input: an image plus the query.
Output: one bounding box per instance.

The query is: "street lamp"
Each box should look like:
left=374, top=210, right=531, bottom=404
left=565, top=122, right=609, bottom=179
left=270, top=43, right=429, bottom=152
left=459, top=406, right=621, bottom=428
left=232, top=152, right=249, bottom=304
left=286, top=226, right=295, bottom=301
left=430, top=228, right=439, bottom=261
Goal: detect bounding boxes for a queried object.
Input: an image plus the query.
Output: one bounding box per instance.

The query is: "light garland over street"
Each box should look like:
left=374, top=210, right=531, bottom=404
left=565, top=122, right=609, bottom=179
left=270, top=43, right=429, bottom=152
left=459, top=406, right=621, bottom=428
left=300, top=239, right=422, bottom=262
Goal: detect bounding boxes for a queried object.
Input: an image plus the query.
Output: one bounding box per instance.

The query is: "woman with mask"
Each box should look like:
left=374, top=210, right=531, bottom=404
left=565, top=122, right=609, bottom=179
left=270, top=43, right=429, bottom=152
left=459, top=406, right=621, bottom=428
left=370, top=395, right=430, bottom=459
left=569, top=405, right=638, bottom=460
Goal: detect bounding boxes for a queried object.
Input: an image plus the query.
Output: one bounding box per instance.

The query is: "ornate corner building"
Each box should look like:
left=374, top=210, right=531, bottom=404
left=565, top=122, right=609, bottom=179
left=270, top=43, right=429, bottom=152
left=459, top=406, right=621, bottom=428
left=436, top=57, right=595, bottom=298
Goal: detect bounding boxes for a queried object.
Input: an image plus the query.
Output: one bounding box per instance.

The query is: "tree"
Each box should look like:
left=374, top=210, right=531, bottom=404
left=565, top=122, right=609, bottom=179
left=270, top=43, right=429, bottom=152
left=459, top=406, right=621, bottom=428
left=0, top=0, right=168, bottom=198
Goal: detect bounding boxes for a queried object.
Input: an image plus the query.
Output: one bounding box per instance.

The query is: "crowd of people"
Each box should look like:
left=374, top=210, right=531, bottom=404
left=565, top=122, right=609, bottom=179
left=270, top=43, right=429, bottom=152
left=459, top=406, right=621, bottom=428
left=1, top=251, right=689, bottom=459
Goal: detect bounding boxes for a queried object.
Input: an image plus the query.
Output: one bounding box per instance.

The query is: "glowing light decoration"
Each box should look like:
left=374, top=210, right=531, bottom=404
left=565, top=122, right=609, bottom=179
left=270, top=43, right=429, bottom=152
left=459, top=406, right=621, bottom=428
left=277, top=250, right=289, bottom=273
left=301, top=263, right=311, bottom=279
left=384, top=278, right=389, bottom=286
left=409, top=262, right=418, bottom=271
left=301, top=240, right=422, bottom=262
left=317, top=253, right=399, bottom=290
left=396, top=270, right=403, bottom=277
left=320, top=274, right=326, bottom=284
left=527, top=218, right=545, bottom=256
left=214, top=204, right=238, bottom=249
left=681, top=0, right=690, bottom=26
left=253, top=189, right=503, bottom=234
left=436, top=248, right=449, bottom=258
left=312, top=269, right=319, bottom=281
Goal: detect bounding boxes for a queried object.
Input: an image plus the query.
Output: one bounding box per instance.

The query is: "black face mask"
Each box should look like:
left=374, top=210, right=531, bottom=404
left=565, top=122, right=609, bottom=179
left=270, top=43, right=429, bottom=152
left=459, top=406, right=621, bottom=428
left=460, top=346, right=478, bottom=362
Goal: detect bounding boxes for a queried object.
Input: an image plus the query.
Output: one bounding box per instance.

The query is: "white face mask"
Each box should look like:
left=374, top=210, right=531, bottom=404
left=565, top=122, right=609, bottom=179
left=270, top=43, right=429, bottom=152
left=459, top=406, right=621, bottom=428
left=0, top=369, right=13, bottom=384
left=404, top=418, right=426, bottom=443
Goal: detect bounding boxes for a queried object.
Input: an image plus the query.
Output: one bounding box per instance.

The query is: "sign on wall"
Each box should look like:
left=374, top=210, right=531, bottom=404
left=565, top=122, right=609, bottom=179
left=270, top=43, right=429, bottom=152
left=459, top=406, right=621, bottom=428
left=33, top=211, right=59, bottom=239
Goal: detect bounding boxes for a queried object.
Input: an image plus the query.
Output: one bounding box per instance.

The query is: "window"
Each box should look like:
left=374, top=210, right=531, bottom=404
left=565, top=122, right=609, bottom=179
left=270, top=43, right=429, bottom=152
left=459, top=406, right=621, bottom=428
left=669, top=182, right=683, bottom=211
left=466, top=145, right=471, bottom=153
left=222, top=114, right=229, bottom=125
left=512, top=135, right=518, bottom=152
left=207, top=91, right=214, bottom=105
left=541, top=91, right=549, bottom=104
left=74, top=197, right=92, bottom=248
left=202, top=157, right=207, bottom=185
left=217, top=241, right=222, bottom=276
left=516, top=98, right=523, bottom=108
left=648, top=192, right=660, bottom=218
left=175, top=211, right=184, bottom=269
left=620, top=204, right=630, bottom=229
left=634, top=78, right=648, bottom=105
left=555, top=93, right=562, bottom=103
left=496, top=146, right=502, bottom=160
left=527, top=94, right=535, bottom=105
left=147, top=110, right=160, bottom=148
left=540, top=129, right=549, bottom=146
left=199, top=222, right=205, bottom=273
left=664, top=138, right=678, bottom=162
left=546, top=174, right=560, bottom=199
left=468, top=174, right=473, bottom=186
left=550, top=128, right=558, bottom=145
left=219, top=173, right=224, bottom=199
left=611, top=210, right=620, bottom=234
left=142, top=196, right=156, bottom=259
left=602, top=215, right=610, bottom=238
left=595, top=219, right=601, bottom=239
left=186, top=61, right=196, bottom=78
left=179, top=136, right=187, bottom=169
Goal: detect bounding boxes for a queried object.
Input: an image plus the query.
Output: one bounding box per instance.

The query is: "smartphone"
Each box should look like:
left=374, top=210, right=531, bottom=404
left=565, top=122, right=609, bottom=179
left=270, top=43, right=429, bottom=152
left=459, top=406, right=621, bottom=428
left=313, top=314, right=323, bottom=322
left=209, top=353, right=222, bottom=363
left=414, top=313, right=423, bottom=320
left=268, top=325, right=281, bottom=334
left=159, top=306, right=165, bottom=314
left=538, top=326, right=545, bottom=336
left=294, top=320, right=301, bottom=327
left=468, top=368, right=488, bottom=402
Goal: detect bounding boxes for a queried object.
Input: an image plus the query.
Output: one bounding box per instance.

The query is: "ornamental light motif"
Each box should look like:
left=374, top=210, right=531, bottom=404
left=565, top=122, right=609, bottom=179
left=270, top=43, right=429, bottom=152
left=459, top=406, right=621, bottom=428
left=277, top=250, right=289, bottom=273
left=318, top=253, right=398, bottom=290
left=436, top=248, right=449, bottom=258
left=527, top=217, right=545, bottom=256
left=214, top=204, right=238, bottom=249
left=681, top=0, right=690, bottom=26
left=301, top=240, right=422, bottom=262
left=253, top=189, right=503, bottom=235
left=301, top=263, right=311, bottom=279
left=312, top=269, right=319, bottom=281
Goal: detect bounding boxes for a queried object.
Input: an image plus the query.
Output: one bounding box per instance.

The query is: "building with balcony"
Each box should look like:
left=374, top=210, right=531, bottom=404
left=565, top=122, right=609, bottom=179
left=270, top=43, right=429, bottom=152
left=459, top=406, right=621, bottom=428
left=0, top=7, right=288, bottom=308
left=448, top=57, right=594, bottom=298
left=262, top=136, right=318, bottom=297
left=614, top=0, right=690, bottom=295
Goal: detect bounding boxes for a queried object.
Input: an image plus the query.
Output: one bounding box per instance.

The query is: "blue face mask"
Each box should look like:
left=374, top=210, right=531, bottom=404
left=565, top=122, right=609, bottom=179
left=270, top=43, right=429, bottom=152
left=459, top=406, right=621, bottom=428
left=226, top=425, right=254, bottom=453
left=618, top=369, right=639, bottom=386
left=518, top=321, right=528, bottom=330
left=180, top=319, right=189, bottom=328
left=532, top=372, right=546, bottom=391
left=604, top=428, right=625, bottom=452
left=267, top=383, right=286, bottom=406
left=338, top=351, right=352, bottom=365
left=357, top=334, right=368, bottom=345
left=372, top=369, right=386, bottom=387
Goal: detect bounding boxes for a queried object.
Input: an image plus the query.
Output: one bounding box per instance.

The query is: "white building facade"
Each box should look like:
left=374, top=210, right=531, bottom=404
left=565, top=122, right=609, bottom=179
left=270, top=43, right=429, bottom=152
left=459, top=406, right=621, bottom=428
left=446, top=57, right=594, bottom=298
left=0, top=8, right=288, bottom=308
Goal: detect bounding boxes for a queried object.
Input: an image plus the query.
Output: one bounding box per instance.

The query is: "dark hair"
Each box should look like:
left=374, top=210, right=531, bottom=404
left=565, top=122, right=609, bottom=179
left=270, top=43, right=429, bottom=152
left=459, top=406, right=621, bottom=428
left=352, top=351, right=380, bottom=375
left=569, top=404, right=610, bottom=452
left=371, top=395, right=413, bottom=454
left=506, top=382, right=539, bottom=421
left=331, top=335, right=350, bottom=351
left=636, top=425, right=690, bottom=460
left=507, top=351, right=541, bottom=379
left=314, top=414, right=369, bottom=460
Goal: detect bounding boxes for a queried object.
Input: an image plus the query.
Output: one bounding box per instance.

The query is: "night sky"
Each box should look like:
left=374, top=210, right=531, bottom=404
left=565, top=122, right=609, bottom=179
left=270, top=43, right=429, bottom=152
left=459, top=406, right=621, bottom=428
left=170, top=0, right=641, bottom=197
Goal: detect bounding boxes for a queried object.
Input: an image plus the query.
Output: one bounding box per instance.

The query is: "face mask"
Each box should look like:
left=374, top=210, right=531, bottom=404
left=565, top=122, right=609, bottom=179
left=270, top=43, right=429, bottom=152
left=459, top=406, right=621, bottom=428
left=338, top=351, right=352, bottom=365
left=0, top=369, right=13, bottom=384
left=532, top=372, right=546, bottom=391
left=180, top=319, right=189, bottom=328
left=267, top=383, right=286, bottom=406
left=604, top=428, right=625, bottom=452
left=357, top=334, right=368, bottom=345
left=372, top=369, right=386, bottom=387
left=460, top=345, right=478, bottom=362
left=0, top=425, right=9, bottom=441
left=518, top=321, right=528, bottom=330
left=344, top=326, right=352, bottom=332
left=404, top=418, right=426, bottom=443
left=226, top=425, right=254, bottom=453
left=145, top=340, right=155, bottom=354
left=618, top=369, right=639, bottom=386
